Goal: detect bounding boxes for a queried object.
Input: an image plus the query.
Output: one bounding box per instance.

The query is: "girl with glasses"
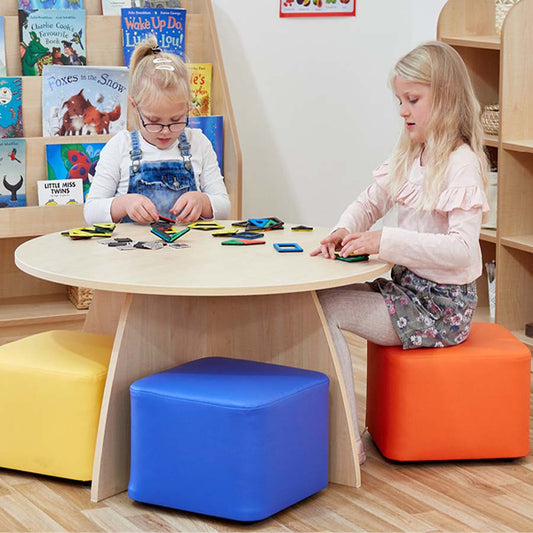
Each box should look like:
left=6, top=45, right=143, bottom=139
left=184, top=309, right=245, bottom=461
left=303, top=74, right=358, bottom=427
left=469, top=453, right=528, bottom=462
left=84, top=36, right=230, bottom=224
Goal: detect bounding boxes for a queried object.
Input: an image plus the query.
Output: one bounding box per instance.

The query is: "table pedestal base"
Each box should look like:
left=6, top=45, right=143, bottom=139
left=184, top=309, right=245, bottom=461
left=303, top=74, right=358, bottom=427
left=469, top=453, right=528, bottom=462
left=86, top=290, right=361, bottom=502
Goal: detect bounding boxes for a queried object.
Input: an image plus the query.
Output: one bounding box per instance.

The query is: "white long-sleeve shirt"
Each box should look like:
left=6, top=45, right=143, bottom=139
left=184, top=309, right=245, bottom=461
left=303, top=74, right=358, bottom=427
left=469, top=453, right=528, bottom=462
left=335, top=144, right=489, bottom=285
left=84, top=128, right=230, bottom=224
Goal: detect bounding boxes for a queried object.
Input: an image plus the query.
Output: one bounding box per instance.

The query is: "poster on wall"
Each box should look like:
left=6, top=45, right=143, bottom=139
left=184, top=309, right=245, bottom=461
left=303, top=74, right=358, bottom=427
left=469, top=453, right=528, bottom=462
left=280, top=0, right=355, bottom=18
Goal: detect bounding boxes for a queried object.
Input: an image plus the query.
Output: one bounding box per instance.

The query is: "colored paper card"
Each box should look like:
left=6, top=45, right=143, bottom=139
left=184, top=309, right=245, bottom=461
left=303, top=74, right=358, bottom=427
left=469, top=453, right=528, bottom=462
left=189, top=115, right=223, bottom=172
left=121, top=8, right=186, bottom=66
left=0, top=138, right=26, bottom=207
left=0, top=77, right=23, bottom=138
left=42, top=65, right=129, bottom=137
left=37, top=178, right=84, bottom=206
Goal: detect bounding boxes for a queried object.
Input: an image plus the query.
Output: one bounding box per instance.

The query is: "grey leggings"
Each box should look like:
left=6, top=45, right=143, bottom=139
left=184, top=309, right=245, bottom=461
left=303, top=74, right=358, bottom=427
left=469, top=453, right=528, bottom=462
left=317, top=283, right=401, bottom=462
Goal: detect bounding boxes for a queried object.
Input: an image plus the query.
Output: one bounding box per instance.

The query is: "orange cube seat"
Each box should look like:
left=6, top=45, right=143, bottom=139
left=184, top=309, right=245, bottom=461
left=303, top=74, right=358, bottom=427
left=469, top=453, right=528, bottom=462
left=366, top=322, right=531, bottom=461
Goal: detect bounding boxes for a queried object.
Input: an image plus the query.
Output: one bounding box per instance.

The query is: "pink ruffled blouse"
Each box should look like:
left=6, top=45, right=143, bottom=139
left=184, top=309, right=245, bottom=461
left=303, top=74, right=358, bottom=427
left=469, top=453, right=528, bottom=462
left=335, top=144, right=490, bottom=285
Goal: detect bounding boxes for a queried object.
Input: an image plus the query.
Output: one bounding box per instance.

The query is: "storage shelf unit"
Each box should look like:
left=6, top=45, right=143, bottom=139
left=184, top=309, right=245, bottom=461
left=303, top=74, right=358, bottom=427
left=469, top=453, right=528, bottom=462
left=0, top=0, right=242, bottom=344
left=439, top=0, right=533, bottom=349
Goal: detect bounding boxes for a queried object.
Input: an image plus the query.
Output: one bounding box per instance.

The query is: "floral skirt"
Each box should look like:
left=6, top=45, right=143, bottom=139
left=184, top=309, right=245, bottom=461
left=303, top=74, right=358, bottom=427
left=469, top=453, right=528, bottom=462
left=368, top=265, right=477, bottom=349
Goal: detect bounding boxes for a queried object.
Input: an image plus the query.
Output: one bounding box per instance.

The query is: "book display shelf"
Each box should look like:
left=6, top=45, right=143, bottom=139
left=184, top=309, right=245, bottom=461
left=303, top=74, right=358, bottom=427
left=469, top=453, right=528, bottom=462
left=0, top=0, right=242, bottom=344
left=438, top=0, right=533, bottom=350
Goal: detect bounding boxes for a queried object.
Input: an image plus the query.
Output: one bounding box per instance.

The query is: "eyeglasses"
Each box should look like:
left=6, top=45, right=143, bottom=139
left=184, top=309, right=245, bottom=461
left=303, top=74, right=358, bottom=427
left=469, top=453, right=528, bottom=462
left=135, top=106, right=189, bottom=133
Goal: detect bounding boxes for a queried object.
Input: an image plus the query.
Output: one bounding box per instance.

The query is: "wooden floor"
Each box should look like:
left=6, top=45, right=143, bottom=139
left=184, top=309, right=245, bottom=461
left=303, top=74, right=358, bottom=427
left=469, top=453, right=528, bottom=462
left=1, top=333, right=532, bottom=532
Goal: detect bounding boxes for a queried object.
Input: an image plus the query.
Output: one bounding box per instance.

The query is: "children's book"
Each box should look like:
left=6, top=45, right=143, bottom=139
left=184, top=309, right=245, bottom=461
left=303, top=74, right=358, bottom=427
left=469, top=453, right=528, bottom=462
left=37, top=178, right=84, bottom=206
left=189, top=115, right=223, bottom=172
left=121, top=8, right=186, bottom=66
left=103, top=0, right=180, bottom=15
left=46, top=142, right=105, bottom=200
left=0, top=138, right=26, bottom=208
left=187, top=63, right=212, bottom=117
left=42, top=65, right=129, bottom=137
left=19, top=9, right=86, bottom=76
left=18, top=0, right=84, bottom=9
left=0, top=18, right=6, bottom=77
left=0, top=77, right=23, bottom=138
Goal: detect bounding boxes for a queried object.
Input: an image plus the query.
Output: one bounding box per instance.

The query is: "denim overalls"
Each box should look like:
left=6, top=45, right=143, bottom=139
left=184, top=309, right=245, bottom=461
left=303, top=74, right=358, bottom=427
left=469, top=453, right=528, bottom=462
left=126, top=129, right=197, bottom=219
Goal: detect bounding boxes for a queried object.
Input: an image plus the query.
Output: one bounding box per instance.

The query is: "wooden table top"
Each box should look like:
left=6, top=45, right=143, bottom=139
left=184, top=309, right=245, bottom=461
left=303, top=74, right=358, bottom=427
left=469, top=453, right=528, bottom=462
left=15, top=221, right=391, bottom=296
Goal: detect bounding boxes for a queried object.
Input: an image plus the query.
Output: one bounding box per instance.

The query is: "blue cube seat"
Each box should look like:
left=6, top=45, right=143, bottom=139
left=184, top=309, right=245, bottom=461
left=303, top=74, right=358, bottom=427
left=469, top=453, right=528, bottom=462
left=129, top=356, right=329, bottom=521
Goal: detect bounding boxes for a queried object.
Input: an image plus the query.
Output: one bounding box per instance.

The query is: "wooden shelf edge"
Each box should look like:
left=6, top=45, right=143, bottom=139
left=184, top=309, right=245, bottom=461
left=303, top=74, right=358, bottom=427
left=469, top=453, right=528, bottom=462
left=0, top=294, right=87, bottom=328
left=440, top=35, right=500, bottom=50
left=501, top=140, right=533, bottom=153
left=484, top=134, right=499, bottom=147
left=0, top=205, right=86, bottom=239
left=480, top=229, right=497, bottom=243
left=500, top=236, right=533, bottom=254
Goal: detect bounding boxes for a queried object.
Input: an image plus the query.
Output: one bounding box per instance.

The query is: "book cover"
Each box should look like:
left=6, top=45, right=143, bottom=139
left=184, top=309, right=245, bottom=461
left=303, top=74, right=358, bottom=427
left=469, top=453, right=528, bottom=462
left=0, top=138, right=26, bottom=208
left=144, top=1, right=181, bottom=7
left=187, top=63, right=212, bottom=117
left=18, top=0, right=84, bottom=9
left=189, top=115, right=223, bottom=172
left=121, top=8, right=186, bottom=67
left=103, top=0, right=180, bottom=15
left=0, top=17, right=6, bottom=77
left=37, top=178, right=84, bottom=206
left=42, top=65, right=129, bottom=137
left=0, top=77, right=23, bottom=138
left=46, top=141, right=105, bottom=200
left=19, top=9, right=86, bottom=76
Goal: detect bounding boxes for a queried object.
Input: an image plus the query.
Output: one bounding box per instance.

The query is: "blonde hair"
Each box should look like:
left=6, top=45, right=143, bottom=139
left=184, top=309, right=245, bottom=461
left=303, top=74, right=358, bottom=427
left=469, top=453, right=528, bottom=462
left=128, top=36, right=190, bottom=109
left=387, top=41, right=489, bottom=210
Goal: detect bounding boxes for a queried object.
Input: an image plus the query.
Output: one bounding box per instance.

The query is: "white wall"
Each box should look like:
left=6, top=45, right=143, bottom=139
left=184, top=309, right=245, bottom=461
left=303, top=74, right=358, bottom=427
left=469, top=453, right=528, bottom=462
left=212, top=0, right=447, bottom=226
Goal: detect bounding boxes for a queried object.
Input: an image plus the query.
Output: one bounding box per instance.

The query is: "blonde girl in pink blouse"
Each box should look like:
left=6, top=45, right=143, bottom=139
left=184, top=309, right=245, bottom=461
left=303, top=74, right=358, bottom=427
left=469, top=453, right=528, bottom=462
left=311, top=41, right=489, bottom=463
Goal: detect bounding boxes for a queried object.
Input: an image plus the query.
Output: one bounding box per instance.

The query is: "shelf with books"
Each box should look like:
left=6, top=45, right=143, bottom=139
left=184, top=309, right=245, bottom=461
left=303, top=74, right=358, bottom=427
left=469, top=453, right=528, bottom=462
left=0, top=0, right=242, bottom=343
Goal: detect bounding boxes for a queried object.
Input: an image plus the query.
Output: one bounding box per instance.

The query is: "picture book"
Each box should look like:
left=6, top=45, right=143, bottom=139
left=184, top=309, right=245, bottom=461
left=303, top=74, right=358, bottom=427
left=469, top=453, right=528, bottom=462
left=187, top=63, right=212, bottom=117
left=0, top=77, right=23, bottom=138
left=121, top=8, right=186, bottom=66
left=42, top=65, right=129, bottom=137
left=19, top=9, right=86, bottom=76
left=18, top=0, right=84, bottom=9
left=46, top=141, right=105, bottom=200
left=0, top=17, right=6, bottom=77
left=189, top=115, right=223, bottom=172
left=37, top=178, right=84, bottom=206
left=103, top=0, right=181, bottom=15
left=0, top=138, right=26, bottom=208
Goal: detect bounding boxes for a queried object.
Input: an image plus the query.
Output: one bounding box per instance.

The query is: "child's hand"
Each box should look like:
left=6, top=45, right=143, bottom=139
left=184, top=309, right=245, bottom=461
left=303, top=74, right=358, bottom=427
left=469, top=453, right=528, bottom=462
left=310, top=228, right=348, bottom=259
left=111, top=193, right=159, bottom=223
left=338, top=230, right=382, bottom=256
left=170, top=191, right=212, bottom=223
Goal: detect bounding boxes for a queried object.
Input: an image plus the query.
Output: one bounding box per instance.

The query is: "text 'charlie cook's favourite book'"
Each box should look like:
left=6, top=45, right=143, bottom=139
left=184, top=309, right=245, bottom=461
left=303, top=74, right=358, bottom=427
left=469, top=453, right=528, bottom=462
left=46, top=141, right=105, bottom=200
left=0, top=77, right=23, bottom=138
left=19, top=8, right=86, bottom=76
left=42, top=65, right=129, bottom=137
left=0, top=138, right=26, bottom=208
left=121, top=7, right=186, bottom=66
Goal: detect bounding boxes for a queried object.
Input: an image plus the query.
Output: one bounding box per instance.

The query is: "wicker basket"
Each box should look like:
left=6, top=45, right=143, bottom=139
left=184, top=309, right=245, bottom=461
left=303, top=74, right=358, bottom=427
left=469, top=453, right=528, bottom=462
left=495, top=0, right=520, bottom=35
left=67, top=285, right=95, bottom=310
left=481, top=104, right=499, bottom=135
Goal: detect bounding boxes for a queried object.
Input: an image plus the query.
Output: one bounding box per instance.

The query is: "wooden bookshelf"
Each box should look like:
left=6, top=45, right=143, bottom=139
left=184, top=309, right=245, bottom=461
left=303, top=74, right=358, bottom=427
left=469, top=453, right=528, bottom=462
left=0, top=0, right=242, bottom=344
left=439, top=0, right=533, bottom=351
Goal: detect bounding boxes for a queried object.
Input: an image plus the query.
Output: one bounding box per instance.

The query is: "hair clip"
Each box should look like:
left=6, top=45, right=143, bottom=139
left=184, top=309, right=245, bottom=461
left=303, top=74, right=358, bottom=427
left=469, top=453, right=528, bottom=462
left=153, top=57, right=172, bottom=63
left=151, top=45, right=162, bottom=55
left=155, top=64, right=175, bottom=71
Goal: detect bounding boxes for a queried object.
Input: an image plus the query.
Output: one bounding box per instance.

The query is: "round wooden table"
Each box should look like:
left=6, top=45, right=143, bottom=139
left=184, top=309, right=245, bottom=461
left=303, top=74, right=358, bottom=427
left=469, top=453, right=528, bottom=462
left=16, top=222, right=390, bottom=501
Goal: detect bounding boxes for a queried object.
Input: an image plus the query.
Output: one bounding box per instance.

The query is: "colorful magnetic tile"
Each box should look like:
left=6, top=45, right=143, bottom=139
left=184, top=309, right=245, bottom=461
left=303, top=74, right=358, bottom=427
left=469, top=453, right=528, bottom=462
left=221, top=239, right=265, bottom=246
left=211, top=228, right=238, bottom=237
left=231, top=220, right=249, bottom=227
left=273, top=243, right=303, bottom=253
left=151, top=226, right=190, bottom=243
left=291, top=225, right=313, bottom=231
left=248, top=218, right=270, bottom=228
left=235, top=231, right=264, bottom=240
left=334, top=251, right=369, bottom=262
left=187, top=221, right=225, bottom=231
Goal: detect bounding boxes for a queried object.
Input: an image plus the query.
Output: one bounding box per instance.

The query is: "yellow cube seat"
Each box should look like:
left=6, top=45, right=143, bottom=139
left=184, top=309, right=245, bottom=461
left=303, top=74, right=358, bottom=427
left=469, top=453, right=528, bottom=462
left=0, top=330, right=113, bottom=481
